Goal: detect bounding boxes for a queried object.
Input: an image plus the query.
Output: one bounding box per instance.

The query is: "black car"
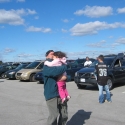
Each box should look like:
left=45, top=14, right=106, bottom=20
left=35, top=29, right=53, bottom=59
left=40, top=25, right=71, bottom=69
left=4, top=63, right=30, bottom=79
left=74, top=53, right=125, bottom=90
left=0, top=64, right=19, bottom=78
left=34, top=71, right=44, bottom=83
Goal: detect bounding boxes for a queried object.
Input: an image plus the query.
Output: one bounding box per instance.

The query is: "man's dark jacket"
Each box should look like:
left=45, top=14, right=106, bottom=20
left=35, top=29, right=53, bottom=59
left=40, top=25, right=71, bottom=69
left=42, top=59, right=70, bottom=100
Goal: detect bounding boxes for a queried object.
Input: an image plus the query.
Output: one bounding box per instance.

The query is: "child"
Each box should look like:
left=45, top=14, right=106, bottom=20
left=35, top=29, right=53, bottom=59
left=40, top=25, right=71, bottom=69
left=44, top=51, right=71, bottom=103
left=95, top=55, right=112, bottom=104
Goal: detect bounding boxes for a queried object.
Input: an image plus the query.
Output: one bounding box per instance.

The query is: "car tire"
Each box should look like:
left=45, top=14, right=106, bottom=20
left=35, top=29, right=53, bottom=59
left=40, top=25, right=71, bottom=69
left=77, top=84, right=86, bottom=89
left=29, top=74, right=37, bottom=82
left=37, top=81, right=44, bottom=84
left=107, top=77, right=113, bottom=90
left=1, top=73, right=5, bottom=79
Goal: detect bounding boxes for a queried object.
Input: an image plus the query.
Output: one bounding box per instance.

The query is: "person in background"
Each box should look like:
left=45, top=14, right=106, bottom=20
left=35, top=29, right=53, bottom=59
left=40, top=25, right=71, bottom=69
left=44, top=51, right=71, bottom=104
left=95, top=55, right=112, bottom=104
left=42, top=50, right=70, bottom=125
left=84, top=57, right=92, bottom=67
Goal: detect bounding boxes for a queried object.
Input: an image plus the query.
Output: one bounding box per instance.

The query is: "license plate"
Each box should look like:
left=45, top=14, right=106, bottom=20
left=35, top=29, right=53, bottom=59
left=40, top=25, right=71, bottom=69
left=80, top=78, right=85, bottom=82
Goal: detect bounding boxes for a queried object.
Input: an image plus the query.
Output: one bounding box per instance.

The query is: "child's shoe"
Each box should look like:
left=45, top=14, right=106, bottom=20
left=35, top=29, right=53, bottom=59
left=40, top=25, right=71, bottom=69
left=62, top=98, right=66, bottom=104
left=67, top=96, right=71, bottom=101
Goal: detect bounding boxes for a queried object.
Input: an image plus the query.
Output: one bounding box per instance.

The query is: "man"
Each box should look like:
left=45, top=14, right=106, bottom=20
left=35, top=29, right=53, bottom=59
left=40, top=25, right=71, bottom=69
left=95, top=55, right=112, bottom=104
left=42, top=50, right=70, bottom=125
left=84, top=57, right=92, bottom=67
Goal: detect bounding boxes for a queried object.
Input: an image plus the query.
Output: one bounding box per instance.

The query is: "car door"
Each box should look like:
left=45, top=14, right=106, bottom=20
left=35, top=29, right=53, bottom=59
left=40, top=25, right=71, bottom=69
left=112, top=59, right=123, bottom=81
left=121, top=58, right=125, bottom=80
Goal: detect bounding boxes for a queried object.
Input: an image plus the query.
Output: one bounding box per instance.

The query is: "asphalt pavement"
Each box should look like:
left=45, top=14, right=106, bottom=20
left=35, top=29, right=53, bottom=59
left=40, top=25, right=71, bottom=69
left=0, top=79, right=125, bottom=125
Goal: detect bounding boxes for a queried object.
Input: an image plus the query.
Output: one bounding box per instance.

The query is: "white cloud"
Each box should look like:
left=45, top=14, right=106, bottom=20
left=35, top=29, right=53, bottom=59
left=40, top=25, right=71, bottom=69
left=17, top=0, right=25, bottom=2
left=61, top=28, right=68, bottom=33
left=74, top=5, right=113, bottom=18
left=34, top=16, right=39, bottom=19
left=18, top=53, right=34, bottom=58
left=87, top=40, right=106, bottom=48
left=66, top=50, right=118, bottom=59
left=62, top=19, right=69, bottom=23
left=3, top=48, right=15, bottom=54
left=116, top=37, right=125, bottom=44
left=26, top=26, right=52, bottom=33
left=70, top=21, right=125, bottom=36
left=117, top=7, right=125, bottom=14
left=0, top=9, right=36, bottom=25
left=0, top=0, right=10, bottom=3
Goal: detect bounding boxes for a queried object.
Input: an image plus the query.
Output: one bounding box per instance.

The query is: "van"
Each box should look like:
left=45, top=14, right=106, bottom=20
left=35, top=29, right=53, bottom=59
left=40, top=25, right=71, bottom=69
left=16, top=60, right=44, bottom=82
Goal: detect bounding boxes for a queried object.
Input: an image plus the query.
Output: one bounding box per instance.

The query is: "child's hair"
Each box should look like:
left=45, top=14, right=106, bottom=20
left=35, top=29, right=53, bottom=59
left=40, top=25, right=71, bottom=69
left=53, top=51, right=67, bottom=58
left=98, top=55, right=104, bottom=61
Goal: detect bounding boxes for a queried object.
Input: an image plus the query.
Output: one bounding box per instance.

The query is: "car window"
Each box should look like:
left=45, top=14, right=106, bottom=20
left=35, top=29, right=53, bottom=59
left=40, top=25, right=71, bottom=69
left=25, top=62, right=40, bottom=69
left=37, top=62, right=44, bottom=69
left=121, top=60, right=125, bottom=66
left=114, top=59, right=121, bottom=67
left=89, top=57, right=114, bottom=67
left=6, top=65, right=12, bottom=69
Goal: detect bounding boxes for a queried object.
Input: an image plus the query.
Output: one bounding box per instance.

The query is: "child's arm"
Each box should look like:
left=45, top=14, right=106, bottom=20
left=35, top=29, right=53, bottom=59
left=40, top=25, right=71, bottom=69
left=44, top=60, right=59, bottom=67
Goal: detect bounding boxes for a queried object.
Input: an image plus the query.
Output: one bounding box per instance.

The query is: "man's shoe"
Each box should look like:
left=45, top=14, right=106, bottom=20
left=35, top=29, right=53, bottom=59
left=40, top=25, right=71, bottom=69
left=105, top=100, right=112, bottom=103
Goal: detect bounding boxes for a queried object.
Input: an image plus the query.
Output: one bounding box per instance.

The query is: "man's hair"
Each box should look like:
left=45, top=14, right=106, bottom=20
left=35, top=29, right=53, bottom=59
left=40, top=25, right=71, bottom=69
left=86, top=56, right=89, bottom=59
left=98, top=55, right=104, bottom=61
left=54, top=51, right=67, bottom=58
left=45, top=50, right=54, bottom=57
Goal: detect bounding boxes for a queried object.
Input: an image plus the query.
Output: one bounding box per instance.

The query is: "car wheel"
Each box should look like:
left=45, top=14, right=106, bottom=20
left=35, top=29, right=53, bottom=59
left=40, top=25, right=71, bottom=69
left=37, top=81, right=44, bottom=84
left=29, top=74, right=37, bottom=82
left=107, top=77, right=113, bottom=90
left=77, top=84, right=86, bottom=89
left=1, top=73, right=5, bottom=79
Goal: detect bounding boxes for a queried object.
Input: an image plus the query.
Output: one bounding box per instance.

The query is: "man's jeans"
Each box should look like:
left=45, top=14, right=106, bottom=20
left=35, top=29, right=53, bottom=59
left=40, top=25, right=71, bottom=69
left=97, top=84, right=111, bottom=103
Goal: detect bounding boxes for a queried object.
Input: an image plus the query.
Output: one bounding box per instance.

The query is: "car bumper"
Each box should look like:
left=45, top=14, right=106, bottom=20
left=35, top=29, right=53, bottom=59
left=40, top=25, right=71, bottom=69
left=74, top=77, right=97, bottom=86
left=6, top=74, right=16, bottom=79
left=16, top=75, right=29, bottom=81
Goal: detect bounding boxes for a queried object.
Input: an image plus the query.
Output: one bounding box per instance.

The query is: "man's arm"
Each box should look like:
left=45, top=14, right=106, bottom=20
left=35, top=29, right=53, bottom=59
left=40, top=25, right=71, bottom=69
left=42, top=65, right=67, bottom=77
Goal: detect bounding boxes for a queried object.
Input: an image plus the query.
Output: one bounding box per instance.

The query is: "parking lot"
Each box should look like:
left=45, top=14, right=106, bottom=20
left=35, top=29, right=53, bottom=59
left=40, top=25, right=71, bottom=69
left=0, top=79, right=125, bottom=125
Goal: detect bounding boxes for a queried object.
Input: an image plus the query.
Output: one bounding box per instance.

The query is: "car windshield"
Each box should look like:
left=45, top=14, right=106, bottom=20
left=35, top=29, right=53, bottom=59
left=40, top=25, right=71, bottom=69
left=24, top=62, right=40, bottom=69
left=90, top=57, right=115, bottom=67
left=71, top=59, right=86, bottom=65
left=15, top=64, right=27, bottom=70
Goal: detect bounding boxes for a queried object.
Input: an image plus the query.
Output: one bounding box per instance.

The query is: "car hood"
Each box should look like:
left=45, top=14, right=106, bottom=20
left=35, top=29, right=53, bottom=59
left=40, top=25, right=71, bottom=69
left=6, top=69, right=18, bottom=74
left=78, top=67, right=95, bottom=73
left=17, top=69, right=41, bottom=74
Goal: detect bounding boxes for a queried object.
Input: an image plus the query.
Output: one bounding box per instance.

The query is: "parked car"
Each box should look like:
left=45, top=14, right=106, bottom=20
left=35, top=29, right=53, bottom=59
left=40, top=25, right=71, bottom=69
left=4, top=63, right=30, bottom=79
left=0, top=64, right=19, bottom=78
left=15, top=60, right=44, bottom=82
left=74, top=53, right=125, bottom=90
left=34, top=71, right=44, bottom=83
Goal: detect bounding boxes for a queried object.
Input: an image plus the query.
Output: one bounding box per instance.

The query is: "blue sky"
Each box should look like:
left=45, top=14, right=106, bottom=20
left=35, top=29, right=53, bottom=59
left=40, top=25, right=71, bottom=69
left=0, top=0, right=125, bottom=62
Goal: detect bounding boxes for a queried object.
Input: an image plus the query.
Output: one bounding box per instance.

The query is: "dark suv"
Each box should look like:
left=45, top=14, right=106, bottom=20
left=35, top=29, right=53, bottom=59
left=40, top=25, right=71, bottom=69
left=74, top=53, right=125, bottom=90
left=0, top=64, right=19, bottom=78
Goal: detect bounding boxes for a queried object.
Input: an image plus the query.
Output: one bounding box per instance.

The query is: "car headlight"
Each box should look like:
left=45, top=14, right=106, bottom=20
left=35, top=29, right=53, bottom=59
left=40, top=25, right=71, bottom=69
left=75, top=72, right=78, bottom=76
left=22, top=72, right=29, bottom=76
left=9, top=72, right=15, bottom=74
left=90, top=72, right=97, bottom=79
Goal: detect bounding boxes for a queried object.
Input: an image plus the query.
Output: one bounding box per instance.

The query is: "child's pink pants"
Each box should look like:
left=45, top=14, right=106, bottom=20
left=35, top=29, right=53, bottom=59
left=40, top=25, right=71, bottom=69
left=57, top=81, right=69, bottom=99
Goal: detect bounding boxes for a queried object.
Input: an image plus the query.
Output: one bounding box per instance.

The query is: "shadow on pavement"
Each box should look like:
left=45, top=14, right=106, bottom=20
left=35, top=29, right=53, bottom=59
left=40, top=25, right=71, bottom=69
left=66, top=110, right=92, bottom=125
left=0, top=81, right=4, bottom=82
